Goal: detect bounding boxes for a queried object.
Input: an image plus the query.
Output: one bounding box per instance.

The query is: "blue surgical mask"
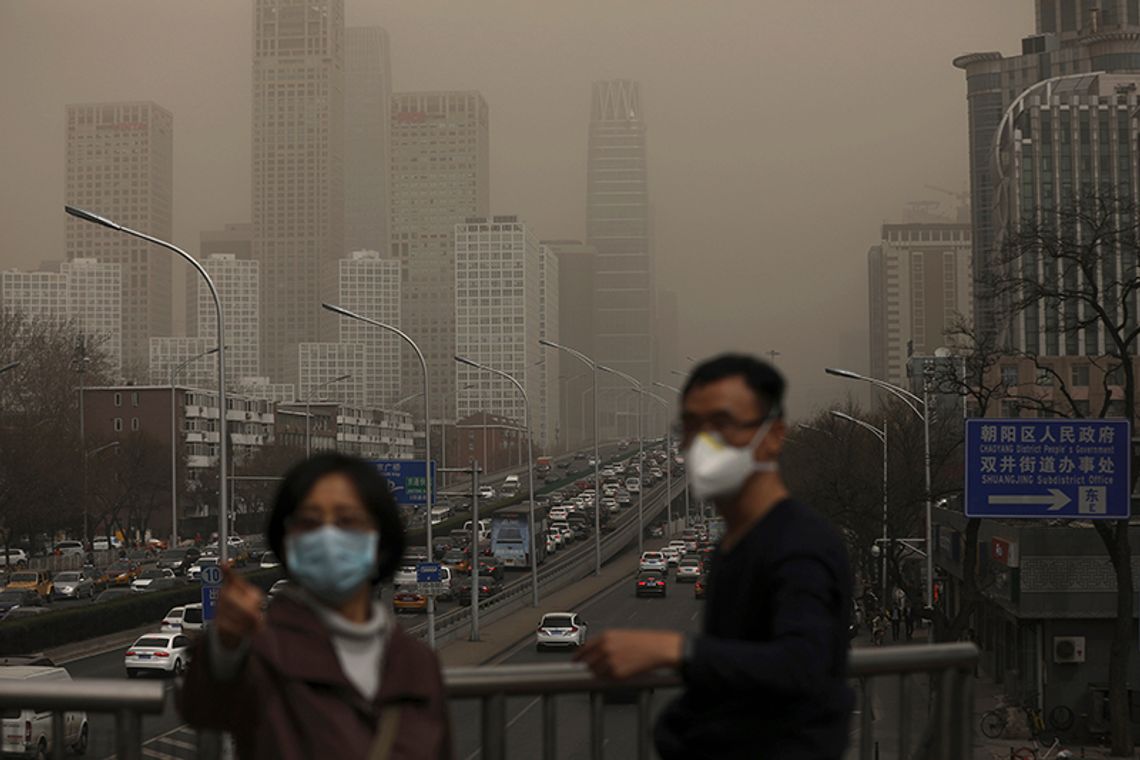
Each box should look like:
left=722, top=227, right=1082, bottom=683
left=285, top=525, right=378, bottom=604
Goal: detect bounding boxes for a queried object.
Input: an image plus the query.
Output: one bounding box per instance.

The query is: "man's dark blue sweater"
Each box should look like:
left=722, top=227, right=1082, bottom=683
left=655, top=499, right=854, bottom=760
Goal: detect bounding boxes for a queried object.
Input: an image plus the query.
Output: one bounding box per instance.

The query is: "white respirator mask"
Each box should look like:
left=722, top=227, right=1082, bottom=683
left=684, top=416, right=778, bottom=502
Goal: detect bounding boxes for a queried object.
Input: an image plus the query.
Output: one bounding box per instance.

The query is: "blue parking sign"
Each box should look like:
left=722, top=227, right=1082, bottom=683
left=965, top=418, right=1131, bottom=519
left=200, top=564, right=223, bottom=622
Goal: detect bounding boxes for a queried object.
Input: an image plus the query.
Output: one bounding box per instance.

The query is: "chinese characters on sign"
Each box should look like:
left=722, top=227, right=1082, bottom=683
left=371, top=460, right=437, bottom=506
left=965, top=419, right=1131, bottom=519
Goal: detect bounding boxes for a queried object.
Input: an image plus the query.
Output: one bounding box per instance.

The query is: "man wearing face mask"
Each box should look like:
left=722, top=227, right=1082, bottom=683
left=576, top=354, right=854, bottom=760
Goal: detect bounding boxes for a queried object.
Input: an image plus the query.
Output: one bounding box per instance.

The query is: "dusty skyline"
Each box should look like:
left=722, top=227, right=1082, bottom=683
left=0, top=1, right=1032, bottom=416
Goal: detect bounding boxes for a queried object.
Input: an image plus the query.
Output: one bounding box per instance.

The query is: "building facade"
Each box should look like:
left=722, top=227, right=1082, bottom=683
left=544, top=240, right=597, bottom=451
left=390, top=91, right=490, bottom=438
left=1, top=259, right=123, bottom=374
left=252, top=0, right=345, bottom=384
left=191, top=222, right=252, bottom=333
left=955, top=0, right=1140, bottom=338
left=586, top=80, right=654, bottom=436
left=539, top=245, right=560, bottom=451
left=867, top=222, right=973, bottom=389
left=455, top=217, right=552, bottom=448
left=297, top=341, right=366, bottom=407
left=65, top=101, right=172, bottom=376
left=991, top=72, right=1140, bottom=356
left=276, top=401, right=415, bottom=459
left=337, top=250, right=400, bottom=407
left=344, top=27, right=392, bottom=255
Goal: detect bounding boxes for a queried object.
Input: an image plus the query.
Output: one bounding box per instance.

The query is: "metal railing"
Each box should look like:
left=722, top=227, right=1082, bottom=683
left=445, top=642, right=979, bottom=760
left=0, top=677, right=164, bottom=760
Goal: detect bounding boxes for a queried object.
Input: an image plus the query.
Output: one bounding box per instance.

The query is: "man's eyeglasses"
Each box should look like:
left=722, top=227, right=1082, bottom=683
left=673, top=414, right=767, bottom=442
left=285, top=513, right=375, bottom=535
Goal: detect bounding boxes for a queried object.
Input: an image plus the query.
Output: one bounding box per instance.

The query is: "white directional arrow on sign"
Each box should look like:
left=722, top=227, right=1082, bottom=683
left=987, top=488, right=1071, bottom=511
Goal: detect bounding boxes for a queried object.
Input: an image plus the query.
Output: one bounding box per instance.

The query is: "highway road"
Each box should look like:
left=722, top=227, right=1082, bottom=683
left=448, top=569, right=704, bottom=760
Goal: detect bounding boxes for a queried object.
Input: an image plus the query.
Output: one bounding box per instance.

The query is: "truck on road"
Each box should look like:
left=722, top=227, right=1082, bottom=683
left=491, top=508, right=548, bottom=568
left=535, top=456, right=553, bottom=475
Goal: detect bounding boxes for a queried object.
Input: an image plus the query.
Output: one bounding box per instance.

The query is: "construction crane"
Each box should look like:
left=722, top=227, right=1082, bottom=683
left=924, top=184, right=971, bottom=223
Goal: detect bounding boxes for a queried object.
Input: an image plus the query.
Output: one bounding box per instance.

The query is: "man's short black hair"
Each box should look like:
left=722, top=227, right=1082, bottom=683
left=682, top=353, right=786, bottom=417
left=265, top=453, right=406, bottom=585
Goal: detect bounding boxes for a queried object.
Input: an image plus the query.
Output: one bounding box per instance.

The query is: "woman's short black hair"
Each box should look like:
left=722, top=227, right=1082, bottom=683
left=682, top=353, right=786, bottom=417
left=265, top=453, right=406, bottom=585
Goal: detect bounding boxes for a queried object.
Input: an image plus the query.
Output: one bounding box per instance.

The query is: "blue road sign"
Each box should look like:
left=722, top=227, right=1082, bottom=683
left=965, top=418, right=1131, bottom=519
left=372, top=460, right=437, bottom=506
left=200, top=564, right=223, bottom=622
left=416, top=562, right=442, bottom=584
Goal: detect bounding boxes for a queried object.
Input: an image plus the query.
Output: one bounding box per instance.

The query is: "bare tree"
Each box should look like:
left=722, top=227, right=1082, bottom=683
left=987, top=192, right=1140, bottom=753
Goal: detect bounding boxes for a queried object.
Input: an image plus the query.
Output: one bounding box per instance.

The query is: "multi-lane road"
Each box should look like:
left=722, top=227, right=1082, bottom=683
left=448, top=569, right=704, bottom=760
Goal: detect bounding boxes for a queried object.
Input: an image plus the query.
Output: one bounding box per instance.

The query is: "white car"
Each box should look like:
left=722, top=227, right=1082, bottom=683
left=676, top=557, right=703, bottom=582
left=393, top=561, right=418, bottom=587
left=547, top=530, right=564, bottom=550
left=535, top=612, right=588, bottom=650
left=181, top=603, right=205, bottom=633
left=53, top=541, right=85, bottom=557
left=0, top=548, right=28, bottom=567
left=600, top=467, right=615, bottom=478
left=545, top=534, right=557, bottom=554
left=477, top=485, right=496, bottom=500
left=187, top=556, right=220, bottom=581
left=260, top=552, right=282, bottom=569
left=626, top=478, right=641, bottom=494
left=161, top=606, right=187, bottom=632
left=548, top=507, right=568, bottom=522
left=125, top=633, right=192, bottom=677
left=661, top=546, right=680, bottom=566
left=639, top=551, right=667, bottom=572
left=131, top=568, right=176, bottom=592
left=0, top=667, right=88, bottom=756
left=268, top=579, right=291, bottom=598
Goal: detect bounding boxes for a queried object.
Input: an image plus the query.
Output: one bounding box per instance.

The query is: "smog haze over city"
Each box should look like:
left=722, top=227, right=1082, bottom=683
left=1, top=0, right=1029, bottom=415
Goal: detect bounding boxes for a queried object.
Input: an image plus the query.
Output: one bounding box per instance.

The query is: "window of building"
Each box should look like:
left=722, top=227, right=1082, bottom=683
left=1000, top=365, right=1019, bottom=387
left=113, top=417, right=123, bottom=432
left=1001, top=400, right=1022, bottom=418
left=1106, top=364, right=1126, bottom=386
left=130, top=417, right=140, bottom=431
left=1071, top=364, right=1090, bottom=386
left=1072, top=399, right=1091, bottom=417
left=114, top=392, right=122, bottom=407
left=1036, top=367, right=1054, bottom=386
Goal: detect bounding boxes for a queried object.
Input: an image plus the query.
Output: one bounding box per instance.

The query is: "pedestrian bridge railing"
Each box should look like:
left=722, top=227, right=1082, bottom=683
left=446, top=642, right=979, bottom=760
left=0, top=642, right=977, bottom=760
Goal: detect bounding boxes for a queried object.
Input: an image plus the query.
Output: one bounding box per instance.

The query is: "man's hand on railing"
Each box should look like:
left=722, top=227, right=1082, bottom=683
left=217, top=563, right=265, bottom=649
left=575, top=630, right=683, bottom=680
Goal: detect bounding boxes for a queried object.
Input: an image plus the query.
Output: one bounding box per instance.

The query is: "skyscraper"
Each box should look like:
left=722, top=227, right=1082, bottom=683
left=345, top=27, right=392, bottom=255
left=586, top=80, right=653, bottom=437
left=252, top=0, right=345, bottom=384
left=336, top=250, right=400, bottom=407
left=390, top=91, right=490, bottom=435
left=65, top=101, right=172, bottom=377
left=539, top=245, right=560, bottom=451
left=544, top=239, right=596, bottom=450
left=2, top=259, right=123, bottom=373
left=867, top=221, right=973, bottom=389
left=455, top=217, right=555, bottom=449
left=991, top=72, right=1140, bottom=356
left=149, top=253, right=260, bottom=387
left=955, top=0, right=1140, bottom=338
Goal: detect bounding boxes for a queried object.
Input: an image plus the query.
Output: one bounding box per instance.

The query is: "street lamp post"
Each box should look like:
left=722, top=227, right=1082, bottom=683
left=455, top=355, right=540, bottom=606
left=304, top=373, right=352, bottom=458
left=832, top=411, right=889, bottom=603
left=170, top=347, right=221, bottom=550
left=323, top=304, right=435, bottom=646
left=654, top=381, right=687, bottom=528
left=85, top=440, right=121, bottom=547
left=598, top=364, right=645, bottom=556
left=66, top=206, right=231, bottom=564
left=643, top=390, right=674, bottom=535
left=826, top=367, right=933, bottom=613
left=539, top=339, right=602, bottom=575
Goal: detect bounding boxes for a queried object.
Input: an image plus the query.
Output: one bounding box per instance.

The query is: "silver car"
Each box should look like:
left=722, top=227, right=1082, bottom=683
left=51, top=571, right=94, bottom=600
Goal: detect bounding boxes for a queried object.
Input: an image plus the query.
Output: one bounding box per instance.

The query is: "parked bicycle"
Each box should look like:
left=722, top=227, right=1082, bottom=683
left=980, top=698, right=1073, bottom=741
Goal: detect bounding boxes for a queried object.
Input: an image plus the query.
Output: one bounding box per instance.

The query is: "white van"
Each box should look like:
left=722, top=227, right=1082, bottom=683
left=0, top=667, right=88, bottom=756
left=430, top=506, right=451, bottom=526
left=463, top=520, right=491, bottom=542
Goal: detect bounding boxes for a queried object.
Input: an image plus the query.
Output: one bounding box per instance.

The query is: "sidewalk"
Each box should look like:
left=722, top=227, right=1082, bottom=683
left=437, top=547, right=640, bottom=667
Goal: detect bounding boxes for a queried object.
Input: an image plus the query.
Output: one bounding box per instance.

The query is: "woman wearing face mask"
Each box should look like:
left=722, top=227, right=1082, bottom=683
left=179, top=453, right=453, bottom=760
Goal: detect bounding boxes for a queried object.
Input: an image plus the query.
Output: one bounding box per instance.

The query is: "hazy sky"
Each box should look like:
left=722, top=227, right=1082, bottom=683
left=0, top=1, right=1032, bottom=416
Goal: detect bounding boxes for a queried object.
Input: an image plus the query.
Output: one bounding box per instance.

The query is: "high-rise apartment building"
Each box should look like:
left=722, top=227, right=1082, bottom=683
left=586, top=81, right=653, bottom=437
left=149, top=254, right=259, bottom=387
left=345, top=27, right=392, bottom=254
left=1, top=259, right=123, bottom=373
left=544, top=240, right=596, bottom=451
left=191, top=222, right=252, bottom=333
left=867, top=221, right=973, bottom=389
left=455, top=217, right=556, bottom=449
left=252, top=0, right=345, bottom=384
left=297, top=341, right=367, bottom=407
left=337, top=250, right=400, bottom=407
left=390, top=91, right=490, bottom=434
left=955, top=0, right=1140, bottom=338
left=65, top=101, right=172, bottom=376
left=991, top=71, right=1140, bottom=356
